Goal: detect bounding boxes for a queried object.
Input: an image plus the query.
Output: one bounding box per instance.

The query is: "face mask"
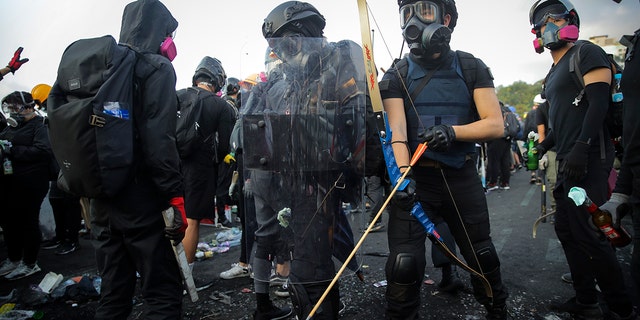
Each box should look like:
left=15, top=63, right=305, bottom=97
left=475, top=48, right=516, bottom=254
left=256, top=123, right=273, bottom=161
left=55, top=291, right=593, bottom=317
left=534, top=22, right=579, bottom=53
left=159, top=36, right=177, bottom=61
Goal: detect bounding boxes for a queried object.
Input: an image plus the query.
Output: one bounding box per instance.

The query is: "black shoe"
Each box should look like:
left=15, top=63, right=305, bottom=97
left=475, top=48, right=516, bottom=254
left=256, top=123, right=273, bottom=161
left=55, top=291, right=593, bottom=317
left=561, top=272, right=573, bottom=284
left=253, top=304, right=292, bottom=320
left=438, top=271, right=465, bottom=294
left=55, top=241, right=79, bottom=255
left=42, top=238, right=61, bottom=249
left=486, top=305, right=509, bottom=320
left=550, top=297, right=603, bottom=319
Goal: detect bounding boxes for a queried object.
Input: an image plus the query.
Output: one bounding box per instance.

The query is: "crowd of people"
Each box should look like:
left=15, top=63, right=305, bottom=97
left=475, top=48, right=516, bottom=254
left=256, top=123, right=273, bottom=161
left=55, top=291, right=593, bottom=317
left=0, top=0, right=638, bottom=319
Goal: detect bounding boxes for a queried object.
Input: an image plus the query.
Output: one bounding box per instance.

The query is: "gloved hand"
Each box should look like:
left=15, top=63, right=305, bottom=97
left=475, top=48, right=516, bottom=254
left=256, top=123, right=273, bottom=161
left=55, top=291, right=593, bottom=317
left=391, top=176, right=417, bottom=211
left=7, top=47, right=29, bottom=73
left=0, top=140, right=11, bottom=156
left=599, top=193, right=630, bottom=226
left=228, top=170, right=239, bottom=199
left=421, top=124, right=456, bottom=152
left=223, top=153, right=236, bottom=164
left=165, top=196, right=188, bottom=245
left=538, top=154, right=548, bottom=170
left=561, top=141, right=589, bottom=181
left=531, top=144, right=546, bottom=158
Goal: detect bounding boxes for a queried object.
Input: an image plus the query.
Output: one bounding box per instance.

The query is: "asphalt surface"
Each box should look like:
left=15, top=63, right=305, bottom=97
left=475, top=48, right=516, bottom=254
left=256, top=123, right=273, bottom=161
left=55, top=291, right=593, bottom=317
left=0, top=167, right=637, bottom=319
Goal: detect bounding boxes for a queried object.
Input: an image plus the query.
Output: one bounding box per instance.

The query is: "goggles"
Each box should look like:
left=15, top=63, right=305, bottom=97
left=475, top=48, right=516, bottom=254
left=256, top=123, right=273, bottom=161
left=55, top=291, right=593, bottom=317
left=2, top=102, right=24, bottom=114
left=268, top=34, right=304, bottom=58
left=532, top=11, right=569, bottom=31
left=399, top=1, right=440, bottom=29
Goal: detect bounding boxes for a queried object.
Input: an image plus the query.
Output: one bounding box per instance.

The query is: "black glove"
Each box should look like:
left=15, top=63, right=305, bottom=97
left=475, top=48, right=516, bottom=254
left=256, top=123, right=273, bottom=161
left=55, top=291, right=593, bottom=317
left=391, top=177, right=417, bottom=211
left=7, top=47, right=28, bottom=73
left=421, top=124, right=456, bottom=152
left=561, top=141, right=589, bottom=181
left=165, top=197, right=188, bottom=245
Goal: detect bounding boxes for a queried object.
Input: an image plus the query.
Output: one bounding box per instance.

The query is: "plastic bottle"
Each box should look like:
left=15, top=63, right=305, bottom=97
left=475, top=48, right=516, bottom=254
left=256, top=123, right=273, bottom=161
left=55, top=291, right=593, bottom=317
left=2, top=157, right=12, bottom=175
left=612, top=73, right=623, bottom=103
left=526, top=135, right=538, bottom=171
left=568, top=187, right=631, bottom=247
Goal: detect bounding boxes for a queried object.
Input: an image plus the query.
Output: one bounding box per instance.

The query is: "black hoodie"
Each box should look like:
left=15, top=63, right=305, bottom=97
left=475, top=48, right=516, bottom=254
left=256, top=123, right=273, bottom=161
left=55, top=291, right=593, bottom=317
left=119, top=0, right=183, bottom=201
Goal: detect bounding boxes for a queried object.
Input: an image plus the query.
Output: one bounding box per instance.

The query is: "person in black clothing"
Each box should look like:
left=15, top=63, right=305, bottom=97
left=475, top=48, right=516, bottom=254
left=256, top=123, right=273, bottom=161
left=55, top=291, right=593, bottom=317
left=599, top=1, right=640, bottom=313
left=0, top=91, right=50, bottom=280
left=69, top=1, right=188, bottom=319
left=486, top=103, right=515, bottom=191
left=524, top=95, right=543, bottom=185
left=530, top=0, right=635, bottom=318
left=179, top=56, right=235, bottom=268
left=535, top=98, right=558, bottom=218
left=379, top=0, right=508, bottom=318
left=253, top=2, right=368, bottom=318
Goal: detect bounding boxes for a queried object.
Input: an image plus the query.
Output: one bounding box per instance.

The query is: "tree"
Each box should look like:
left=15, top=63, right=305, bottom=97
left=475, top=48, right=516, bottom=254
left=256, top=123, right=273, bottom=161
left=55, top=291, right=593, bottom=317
left=496, top=79, right=544, bottom=117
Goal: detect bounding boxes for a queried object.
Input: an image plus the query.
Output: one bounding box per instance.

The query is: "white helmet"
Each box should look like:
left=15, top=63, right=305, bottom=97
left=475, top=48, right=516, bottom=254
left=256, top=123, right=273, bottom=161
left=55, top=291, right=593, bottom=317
left=533, top=94, right=546, bottom=105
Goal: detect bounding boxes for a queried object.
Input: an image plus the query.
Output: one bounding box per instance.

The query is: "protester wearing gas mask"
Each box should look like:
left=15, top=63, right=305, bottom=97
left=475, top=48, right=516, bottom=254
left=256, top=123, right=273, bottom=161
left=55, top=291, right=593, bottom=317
left=379, top=0, right=508, bottom=318
left=0, top=91, right=51, bottom=281
left=529, top=1, right=636, bottom=319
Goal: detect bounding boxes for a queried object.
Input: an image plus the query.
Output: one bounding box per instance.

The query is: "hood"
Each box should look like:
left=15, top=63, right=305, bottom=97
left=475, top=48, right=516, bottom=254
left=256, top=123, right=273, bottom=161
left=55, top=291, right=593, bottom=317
left=118, top=0, right=178, bottom=53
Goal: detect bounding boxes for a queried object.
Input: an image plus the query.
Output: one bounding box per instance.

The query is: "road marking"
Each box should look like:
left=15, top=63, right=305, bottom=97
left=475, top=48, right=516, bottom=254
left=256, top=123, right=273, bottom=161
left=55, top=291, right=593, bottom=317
left=545, top=238, right=566, bottom=263
left=520, top=185, right=538, bottom=207
left=493, top=228, right=512, bottom=253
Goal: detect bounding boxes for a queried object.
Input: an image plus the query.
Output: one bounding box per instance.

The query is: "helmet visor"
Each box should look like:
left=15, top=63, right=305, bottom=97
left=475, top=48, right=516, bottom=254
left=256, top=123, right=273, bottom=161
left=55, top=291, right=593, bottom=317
left=400, top=1, right=440, bottom=29
left=268, top=34, right=304, bottom=58
left=532, top=11, right=569, bottom=30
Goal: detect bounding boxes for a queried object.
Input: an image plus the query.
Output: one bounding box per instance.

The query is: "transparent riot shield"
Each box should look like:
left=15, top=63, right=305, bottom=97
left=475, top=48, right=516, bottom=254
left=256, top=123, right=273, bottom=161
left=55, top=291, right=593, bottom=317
left=241, top=37, right=367, bottom=291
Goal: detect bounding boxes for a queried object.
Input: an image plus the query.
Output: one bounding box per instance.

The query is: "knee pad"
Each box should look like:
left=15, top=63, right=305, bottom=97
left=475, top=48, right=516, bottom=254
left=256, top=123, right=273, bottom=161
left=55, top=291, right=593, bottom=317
left=289, top=278, right=339, bottom=320
left=388, top=253, right=418, bottom=285
left=473, top=239, right=500, bottom=272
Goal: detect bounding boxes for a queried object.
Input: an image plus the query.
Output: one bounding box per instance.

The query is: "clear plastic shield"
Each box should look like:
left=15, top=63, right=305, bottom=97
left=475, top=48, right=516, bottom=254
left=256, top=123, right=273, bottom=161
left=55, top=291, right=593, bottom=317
left=241, top=37, right=367, bottom=287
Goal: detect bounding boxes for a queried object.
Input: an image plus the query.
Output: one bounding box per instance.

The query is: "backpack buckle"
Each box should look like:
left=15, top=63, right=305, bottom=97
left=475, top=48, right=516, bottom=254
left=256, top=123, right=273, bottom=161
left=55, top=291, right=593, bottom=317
left=89, top=114, right=106, bottom=127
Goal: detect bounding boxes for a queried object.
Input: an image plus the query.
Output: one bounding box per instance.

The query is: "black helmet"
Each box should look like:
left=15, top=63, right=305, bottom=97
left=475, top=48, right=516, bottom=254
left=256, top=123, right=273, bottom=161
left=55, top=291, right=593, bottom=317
left=529, top=0, right=579, bottom=30
left=262, top=1, right=326, bottom=38
left=398, top=0, right=458, bottom=31
left=192, top=56, right=227, bottom=91
left=226, top=77, right=240, bottom=96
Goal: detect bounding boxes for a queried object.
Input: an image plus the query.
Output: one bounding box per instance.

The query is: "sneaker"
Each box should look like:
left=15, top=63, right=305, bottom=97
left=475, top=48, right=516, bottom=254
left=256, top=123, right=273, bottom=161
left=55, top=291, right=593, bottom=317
left=530, top=176, right=537, bottom=184
left=369, top=221, right=385, bottom=233
left=41, top=238, right=61, bottom=249
left=274, top=284, right=290, bottom=298
left=499, top=183, right=510, bottom=190
left=219, top=263, right=251, bottom=279
left=550, top=297, right=603, bottom=319
left=55, top=241, right=79, bottom=255
left=4, top=262, right=41, bottom=280
left=561, top=272, right=573, bottom=284
left=270, top=273, right=287, bottom=287
left=253, top=304, right=292, bottom=320
left=487, top=183, right=499, bottom=191
left=0, top=259, right=20, bottom=276
left=536, top=178, right=543, bottom=185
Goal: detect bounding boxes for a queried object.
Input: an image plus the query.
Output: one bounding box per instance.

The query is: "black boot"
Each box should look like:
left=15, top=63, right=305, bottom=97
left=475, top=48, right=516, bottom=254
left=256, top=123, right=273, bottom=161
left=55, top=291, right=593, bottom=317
left=485, top=304, right=508, bottom=320
left=438, top=264, right=464, bottom=294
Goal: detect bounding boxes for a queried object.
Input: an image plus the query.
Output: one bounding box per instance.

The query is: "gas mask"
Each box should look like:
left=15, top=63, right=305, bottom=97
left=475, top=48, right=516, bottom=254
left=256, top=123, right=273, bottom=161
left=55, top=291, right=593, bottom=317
left=400, top=1, right=451, bottom=59
left=1, top=103, right=28, bottom=127
left=269, top=35, right=323, bottom=81
left=160, top=35, right=177, bottom=62
left=532, top=21, right=578, bottom=53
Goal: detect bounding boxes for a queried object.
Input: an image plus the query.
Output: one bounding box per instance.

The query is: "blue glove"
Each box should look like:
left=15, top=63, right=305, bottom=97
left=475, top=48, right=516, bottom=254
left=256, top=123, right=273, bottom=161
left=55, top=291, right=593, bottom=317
left=561, top=141, right=589, bottom=181
left=391, top=177, right=417, bottom=211
left=421, top=124, right=456, bottom=152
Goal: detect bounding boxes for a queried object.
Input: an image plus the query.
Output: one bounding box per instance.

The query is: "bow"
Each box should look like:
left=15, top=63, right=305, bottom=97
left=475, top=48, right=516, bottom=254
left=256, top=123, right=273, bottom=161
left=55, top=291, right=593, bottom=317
left=307, top=2, right=492, bottom=318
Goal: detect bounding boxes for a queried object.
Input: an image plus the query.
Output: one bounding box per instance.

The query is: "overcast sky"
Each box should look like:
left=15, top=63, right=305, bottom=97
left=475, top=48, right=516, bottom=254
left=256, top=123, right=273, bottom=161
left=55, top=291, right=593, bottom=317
left=0, top=0, right=638, bottom=100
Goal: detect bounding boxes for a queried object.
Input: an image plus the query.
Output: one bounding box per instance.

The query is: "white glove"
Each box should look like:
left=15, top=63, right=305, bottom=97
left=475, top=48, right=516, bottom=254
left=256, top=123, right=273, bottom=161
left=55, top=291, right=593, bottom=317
left=527, top=131, right=538, bottom=141
left=538, top=154, right=548, bottom=170
left=599, top=192, right=630, bottom=224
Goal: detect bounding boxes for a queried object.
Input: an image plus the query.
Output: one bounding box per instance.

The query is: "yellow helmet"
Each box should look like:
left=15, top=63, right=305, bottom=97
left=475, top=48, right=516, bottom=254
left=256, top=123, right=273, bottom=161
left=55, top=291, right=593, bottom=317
left=31, top=83, right=52, bottom=105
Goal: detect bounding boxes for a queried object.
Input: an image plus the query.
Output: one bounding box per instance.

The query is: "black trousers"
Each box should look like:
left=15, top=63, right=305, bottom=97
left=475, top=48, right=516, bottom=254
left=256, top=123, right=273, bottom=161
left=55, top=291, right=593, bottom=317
left=487, top=138, right=512, bottom=185
left=385, top=161, right=508, bottom=319
left=91, top=180, right=183, bottom=320
left=49, top=195, right=82, bottom=242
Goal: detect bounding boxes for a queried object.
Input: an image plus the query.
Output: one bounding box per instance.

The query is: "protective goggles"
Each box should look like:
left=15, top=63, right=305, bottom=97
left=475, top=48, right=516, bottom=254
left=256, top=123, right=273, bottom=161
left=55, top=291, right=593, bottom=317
left=1, top=102, right=24, bottom=114
left=399, top=1, right=440, bottom=29
left=532, top=11, right=569, bottom=31
left=267, top=33, right=303, bottom=58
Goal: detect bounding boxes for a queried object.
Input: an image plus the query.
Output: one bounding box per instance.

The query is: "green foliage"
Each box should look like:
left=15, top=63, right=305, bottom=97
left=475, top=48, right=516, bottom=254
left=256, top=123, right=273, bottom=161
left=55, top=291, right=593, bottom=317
left=496, top=79, right=544, bottom=117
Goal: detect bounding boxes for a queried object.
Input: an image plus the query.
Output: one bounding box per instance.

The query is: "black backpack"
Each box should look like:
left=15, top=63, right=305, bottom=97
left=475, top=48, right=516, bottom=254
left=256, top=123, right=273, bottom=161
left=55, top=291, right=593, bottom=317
left=502, top=107, right=521, bottom=140
left=48, top=35, right=138, bottom=198
left=175, top=87, right=209, bottom=159
left=568, top=40, right=624, bottom=139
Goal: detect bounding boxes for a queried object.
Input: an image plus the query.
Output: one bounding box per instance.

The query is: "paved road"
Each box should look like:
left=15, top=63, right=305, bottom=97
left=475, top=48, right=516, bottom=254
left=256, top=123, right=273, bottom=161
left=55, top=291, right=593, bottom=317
left=0, top=167, right=636, bottom=319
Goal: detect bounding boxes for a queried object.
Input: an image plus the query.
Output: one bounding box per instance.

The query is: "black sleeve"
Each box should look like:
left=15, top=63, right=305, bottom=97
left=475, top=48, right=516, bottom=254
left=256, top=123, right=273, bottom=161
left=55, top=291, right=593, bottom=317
left=472, top=58, right=495, bottom=89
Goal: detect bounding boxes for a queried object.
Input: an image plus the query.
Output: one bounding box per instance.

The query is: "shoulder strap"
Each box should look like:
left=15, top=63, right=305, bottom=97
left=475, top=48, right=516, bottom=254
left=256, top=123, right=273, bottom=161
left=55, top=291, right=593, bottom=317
left=455, top=50, right=477, bottom=97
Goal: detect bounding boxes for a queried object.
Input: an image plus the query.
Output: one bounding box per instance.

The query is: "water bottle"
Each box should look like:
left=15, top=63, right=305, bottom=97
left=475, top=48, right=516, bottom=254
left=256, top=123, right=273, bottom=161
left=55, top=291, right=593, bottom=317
left=568, top=187, right=631, bottom=247
left=526, top=135, right=538, bottom=171
left=612, top=73, right=623, bottom=103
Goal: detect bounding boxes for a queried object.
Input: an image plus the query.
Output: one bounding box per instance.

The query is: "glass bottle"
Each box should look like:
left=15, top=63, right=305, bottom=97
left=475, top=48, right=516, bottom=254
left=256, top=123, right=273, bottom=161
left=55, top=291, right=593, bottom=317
left=568, top=187, right=631, bottom=247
